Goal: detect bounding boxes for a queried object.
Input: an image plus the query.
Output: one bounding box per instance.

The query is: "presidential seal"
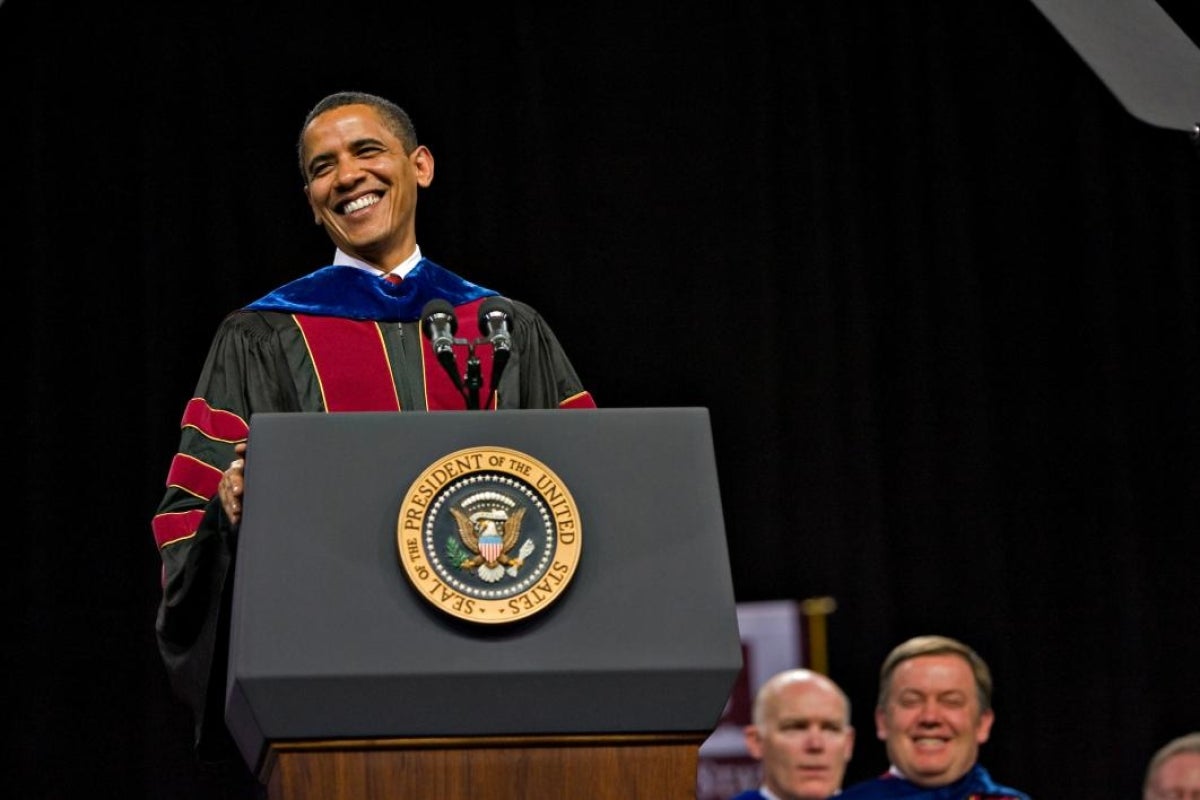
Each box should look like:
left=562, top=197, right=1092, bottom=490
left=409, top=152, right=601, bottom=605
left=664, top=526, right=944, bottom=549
left=396, top=446, right=582, bottom=623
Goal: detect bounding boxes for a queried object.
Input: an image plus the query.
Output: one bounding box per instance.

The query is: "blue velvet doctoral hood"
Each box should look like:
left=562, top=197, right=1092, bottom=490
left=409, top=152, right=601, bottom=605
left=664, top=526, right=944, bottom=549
left=244, top=260, right=497, bottom=322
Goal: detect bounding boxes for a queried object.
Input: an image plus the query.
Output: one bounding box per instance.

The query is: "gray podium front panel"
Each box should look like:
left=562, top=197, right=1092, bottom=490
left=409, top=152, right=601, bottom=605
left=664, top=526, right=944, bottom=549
left=225, top=407, right=742, bottom=771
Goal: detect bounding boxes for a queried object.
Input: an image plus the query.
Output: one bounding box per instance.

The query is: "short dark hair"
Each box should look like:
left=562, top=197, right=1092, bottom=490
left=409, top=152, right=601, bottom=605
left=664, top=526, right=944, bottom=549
left=296, top=91, right=419, bottom=181
left=876, top=635, right=994, bottom=712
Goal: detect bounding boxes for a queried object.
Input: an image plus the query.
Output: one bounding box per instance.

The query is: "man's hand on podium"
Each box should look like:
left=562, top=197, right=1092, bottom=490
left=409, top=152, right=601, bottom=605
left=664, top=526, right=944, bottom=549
left=219, top=441, right=248, bottom=525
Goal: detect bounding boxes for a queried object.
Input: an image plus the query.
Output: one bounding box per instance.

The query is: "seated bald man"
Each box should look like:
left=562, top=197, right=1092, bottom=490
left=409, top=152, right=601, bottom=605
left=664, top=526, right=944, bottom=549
left=732, top=668, right=855, bottom=800
left=1144, top=732, right=1200, bottom=800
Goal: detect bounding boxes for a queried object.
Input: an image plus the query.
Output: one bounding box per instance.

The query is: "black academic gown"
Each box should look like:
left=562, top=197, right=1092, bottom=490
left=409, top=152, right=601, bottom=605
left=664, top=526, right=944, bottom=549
left=152, top=260, right=594, bottom=757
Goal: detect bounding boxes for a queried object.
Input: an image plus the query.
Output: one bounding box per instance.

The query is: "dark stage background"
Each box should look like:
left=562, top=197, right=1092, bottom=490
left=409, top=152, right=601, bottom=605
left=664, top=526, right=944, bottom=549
left=5, top=1, right=1198, bottom=798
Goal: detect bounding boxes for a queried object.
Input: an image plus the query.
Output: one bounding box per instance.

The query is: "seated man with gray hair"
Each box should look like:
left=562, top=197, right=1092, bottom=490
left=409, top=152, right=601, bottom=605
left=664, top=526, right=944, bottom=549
left=1143, top=732, right=1200, bottom=800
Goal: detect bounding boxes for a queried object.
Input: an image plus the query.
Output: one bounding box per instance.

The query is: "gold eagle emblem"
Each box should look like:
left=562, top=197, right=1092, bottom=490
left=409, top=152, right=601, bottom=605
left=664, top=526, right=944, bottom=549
left=450, top=505, right=529, bottom=583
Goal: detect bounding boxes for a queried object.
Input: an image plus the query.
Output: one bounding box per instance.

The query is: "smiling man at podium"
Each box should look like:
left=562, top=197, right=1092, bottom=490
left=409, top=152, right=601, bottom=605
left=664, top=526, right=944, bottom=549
left=150, top=90, right=595, bottom=766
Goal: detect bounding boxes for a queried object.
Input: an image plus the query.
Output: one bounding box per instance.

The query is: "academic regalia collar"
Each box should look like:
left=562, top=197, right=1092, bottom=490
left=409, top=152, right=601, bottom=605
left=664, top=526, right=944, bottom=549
left=243, top=259, right=497, bottom=322
left=841, top=764, right=1028, bottom=800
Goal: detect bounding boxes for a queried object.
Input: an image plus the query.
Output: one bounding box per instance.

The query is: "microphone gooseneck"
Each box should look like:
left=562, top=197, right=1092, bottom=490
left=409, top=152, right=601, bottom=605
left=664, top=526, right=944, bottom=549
left=420, top=298, right=464, bottom=391
left=478, top=296, right=515, bottom=402
left=420, top=296, right=516, bottom=409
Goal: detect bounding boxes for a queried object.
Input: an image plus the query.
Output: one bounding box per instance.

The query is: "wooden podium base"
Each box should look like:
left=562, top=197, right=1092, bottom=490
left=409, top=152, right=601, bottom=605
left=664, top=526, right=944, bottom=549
left=263, top=732, right=707, bottom=800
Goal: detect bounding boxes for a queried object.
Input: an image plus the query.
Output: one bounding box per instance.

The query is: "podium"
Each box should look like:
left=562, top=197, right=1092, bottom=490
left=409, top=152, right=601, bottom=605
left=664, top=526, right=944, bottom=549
left=225, top=407, right=743, bottom=799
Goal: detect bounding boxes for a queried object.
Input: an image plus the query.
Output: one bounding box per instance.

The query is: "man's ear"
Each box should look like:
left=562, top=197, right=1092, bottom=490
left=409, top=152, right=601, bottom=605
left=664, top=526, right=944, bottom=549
left=875, top=707, right=888, bottom=741
left=412, top=145, right=435, bottom=187
left=975, top=708, right=995, bottom=744
left=743, top=724, right=764, bottom=760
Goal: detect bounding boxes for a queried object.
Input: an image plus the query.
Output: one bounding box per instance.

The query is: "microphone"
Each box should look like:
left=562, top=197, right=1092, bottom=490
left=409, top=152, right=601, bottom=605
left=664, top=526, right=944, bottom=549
left=420, top=298, right=463, bottom=390
left=477, top=296, right=515, bottom=399
left=477, top=296, right=514, bottom=354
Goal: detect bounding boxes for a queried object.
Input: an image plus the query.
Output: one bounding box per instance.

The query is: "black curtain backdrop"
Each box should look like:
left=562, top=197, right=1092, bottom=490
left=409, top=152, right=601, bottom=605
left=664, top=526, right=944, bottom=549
left=5, top=1, right=1198, bottom=798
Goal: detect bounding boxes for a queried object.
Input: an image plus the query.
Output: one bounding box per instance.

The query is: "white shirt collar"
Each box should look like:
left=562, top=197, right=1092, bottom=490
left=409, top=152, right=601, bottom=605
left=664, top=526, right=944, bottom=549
left=332, top=245, right=423, bottom=280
